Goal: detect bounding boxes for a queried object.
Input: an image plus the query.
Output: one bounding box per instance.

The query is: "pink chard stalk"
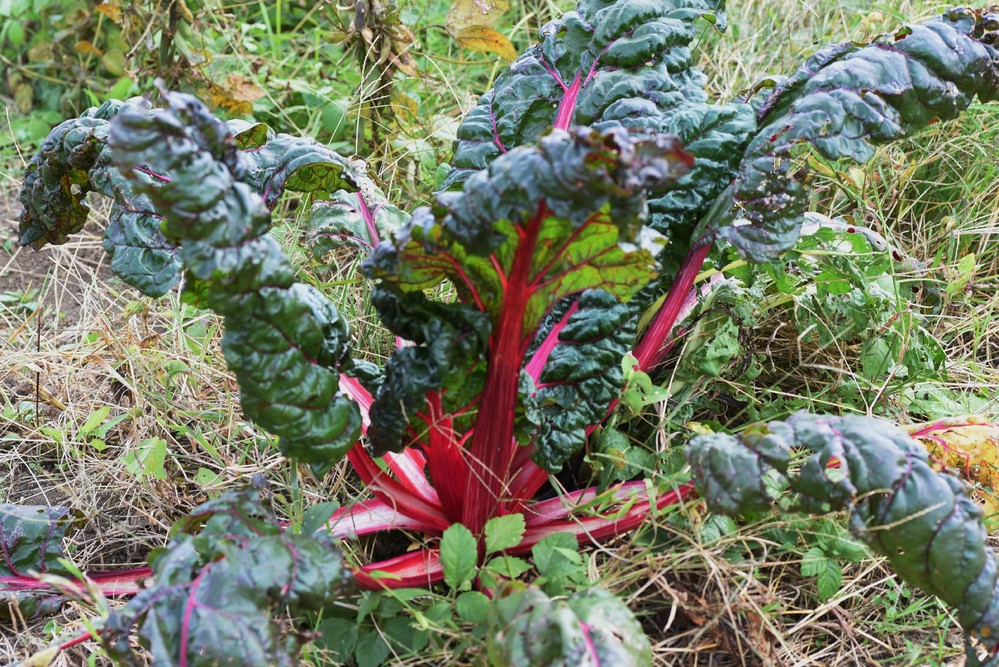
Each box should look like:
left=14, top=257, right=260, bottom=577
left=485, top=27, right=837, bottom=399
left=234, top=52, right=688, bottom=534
left=9, top=0, right=999, bottom=664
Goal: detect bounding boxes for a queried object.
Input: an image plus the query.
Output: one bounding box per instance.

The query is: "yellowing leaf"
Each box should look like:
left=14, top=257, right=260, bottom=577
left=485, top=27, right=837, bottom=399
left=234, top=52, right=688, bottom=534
left=74, top=40, right=104, bottom=57
left=95, top=1, right=124, bottom=24
left=22, top=646, right=58, bottom=667
left=447, top=0, right=509, bottom=31
left=203, top=75, right=265, bottom=115
left=907, top=416, right=999, bottom=515
left=456, top=26, right=516, bottom=61
left=227, top=74, right=266, bottom=103
left=390, top=90, right=419, bottom=120
left=101, top=48, right=126, bottom=76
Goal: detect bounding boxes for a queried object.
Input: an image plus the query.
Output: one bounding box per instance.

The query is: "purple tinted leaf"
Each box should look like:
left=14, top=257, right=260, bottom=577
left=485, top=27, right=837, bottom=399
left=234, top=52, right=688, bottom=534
left=1, top=505, right=76, bottom=621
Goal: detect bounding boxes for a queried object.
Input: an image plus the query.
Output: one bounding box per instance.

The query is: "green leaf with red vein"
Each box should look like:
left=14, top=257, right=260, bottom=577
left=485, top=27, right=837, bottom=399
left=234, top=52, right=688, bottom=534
left=308, top=189, right=409, bottom=259
left=368, top=128, right=689, bottom=334
left=1, top=505, right=76, bottom=621
left=365, top=127, right=690, bottom=532
left=18, top=101, right=364, bottom=298
left=445, top=0, right=725, bottom=188
left=102, top=479, right=351, bottom=667
left=708, top=9, right=999, bottom=262
left=109, top=91, right=362, bottom=470
left=525, top=290, right=636, bottom=472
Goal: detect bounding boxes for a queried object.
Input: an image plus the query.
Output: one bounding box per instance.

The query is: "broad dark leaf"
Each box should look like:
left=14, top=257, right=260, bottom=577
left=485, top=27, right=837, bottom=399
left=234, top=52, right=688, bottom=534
left=0, top=505, right=75, bottom=621
left=239, top=131, right=362, bottom=209
left=109, top=91, right=362, bottom=469
left=687, top=412, right=999, bottom=662
left=308, top=189, right=408, bottom=259
left=486, top=586, right=652, bottom=666
left=363, top=127, right=691, bottom=455
left=525, top=290, right=636, bottom=472
left=712, top=10, right=999, bottom=261
left=445, top=0, right=726, bottom=187
left=103, top=480, right=351, bottom=667
left=18, top=102, right=363, bottom=297
left=16, top=98, right=182, bottom=296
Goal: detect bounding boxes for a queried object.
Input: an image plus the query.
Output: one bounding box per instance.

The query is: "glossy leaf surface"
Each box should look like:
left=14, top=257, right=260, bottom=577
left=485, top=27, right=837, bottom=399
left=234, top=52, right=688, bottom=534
left=526, top=290, right=636, bottom=472
left=364, top=127, right=690, bottom=459
left=109, top=92, right=362, bottom=468
left=716, top=10, right=999, bottom=261
left=446, top=0, right=725, bottom=186
left=486, top=586, right=652, bottom=667
left=103, top=480, right=351, bottom=666
left=18, top=102, right=363, bottom=297
left=308, top=189, right=408, bottom=259
left=687, top=412, right=999, bottom=661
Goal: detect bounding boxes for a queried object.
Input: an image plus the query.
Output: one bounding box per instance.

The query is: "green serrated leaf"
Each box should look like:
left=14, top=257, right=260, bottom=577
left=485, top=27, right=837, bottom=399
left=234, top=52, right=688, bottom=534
left=483, top=556, right=532, bottom=579
left=441, top=524, right=477, bottom=590
left=456, top=591, right=492, bottom=623
left=355, top=630, right=390, bottom=667
left=313, top=617, right=357, bottom=661
left=484, top=514, right=526, bottom=555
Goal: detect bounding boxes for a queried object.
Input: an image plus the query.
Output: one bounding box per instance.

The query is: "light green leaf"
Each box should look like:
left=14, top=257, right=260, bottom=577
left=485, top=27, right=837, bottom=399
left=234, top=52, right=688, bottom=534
left=482, top=556, right=532, bottom=579
left=79, top=406, right=112, bottom=436
left=483, top=514, right=525, bottom=555
left=193, top=467, right=221, bottom=488
left=441, top=524, right=477, bottom=590
left=122, top=437, right=167, bottom=480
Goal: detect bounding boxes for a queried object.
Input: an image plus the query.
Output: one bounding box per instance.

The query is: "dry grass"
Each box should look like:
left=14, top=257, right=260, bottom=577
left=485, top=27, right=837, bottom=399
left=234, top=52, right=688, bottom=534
left=2, top=0, right=999, bottom=665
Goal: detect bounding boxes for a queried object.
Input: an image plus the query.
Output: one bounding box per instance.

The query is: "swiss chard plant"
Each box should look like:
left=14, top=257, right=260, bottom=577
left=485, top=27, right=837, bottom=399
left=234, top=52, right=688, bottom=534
left=8, top=1, right=999, bottom=665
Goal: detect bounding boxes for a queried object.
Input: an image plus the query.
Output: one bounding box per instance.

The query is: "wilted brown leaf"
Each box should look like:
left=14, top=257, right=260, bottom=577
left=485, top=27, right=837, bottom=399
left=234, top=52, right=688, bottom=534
left=203, top=74, right=266, bottom=115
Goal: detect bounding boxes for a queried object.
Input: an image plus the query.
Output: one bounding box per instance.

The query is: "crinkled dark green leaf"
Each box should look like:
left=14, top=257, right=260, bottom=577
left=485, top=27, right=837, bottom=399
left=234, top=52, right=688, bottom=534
left=486, top=586, right=652, bottom=667
left=240, top=132, right=362, bottom=209
left=18, top=103, right=362, bottom=298
left=365, top=288, right=491, bottom=453
left=444, top=0, right=754, bottom=323
left=1, top=505, right=76, bottom=621
left=18, top=98, right=139, bottom=249
left=102, top=479, right=352, bottom=667
left=525, top=290, right=636, bottom=472
left=713, top=10, right=999, bottom=261
left=363, top=127, right=690, bottom=455
left=108, top=91, right=362, bottom=470
left=648, top=101, right=755, bottom=245
left=445, top=0, right=725, bottom=188
left=308, top=189, right=408, bottom=260
left=686, top=412, right=999, bottom=664
left=16, top=98, right=183, bottom=296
